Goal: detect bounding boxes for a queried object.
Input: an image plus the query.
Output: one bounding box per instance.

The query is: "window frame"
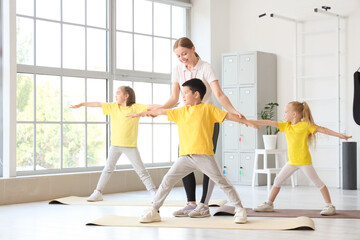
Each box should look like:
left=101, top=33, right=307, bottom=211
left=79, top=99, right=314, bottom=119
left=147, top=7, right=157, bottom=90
left=12, top=0, right=191, bottom=176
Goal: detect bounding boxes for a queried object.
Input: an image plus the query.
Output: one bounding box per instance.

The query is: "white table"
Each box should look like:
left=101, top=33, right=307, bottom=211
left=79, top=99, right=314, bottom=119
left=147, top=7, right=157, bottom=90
left=252, top=149, right=296, bottom=190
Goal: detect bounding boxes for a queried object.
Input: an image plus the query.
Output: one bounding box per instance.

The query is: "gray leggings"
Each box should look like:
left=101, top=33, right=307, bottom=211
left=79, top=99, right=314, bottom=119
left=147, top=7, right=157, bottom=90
left=152, top=154, right=243, bottom=210
left=96, top=146, right=156, bottom=193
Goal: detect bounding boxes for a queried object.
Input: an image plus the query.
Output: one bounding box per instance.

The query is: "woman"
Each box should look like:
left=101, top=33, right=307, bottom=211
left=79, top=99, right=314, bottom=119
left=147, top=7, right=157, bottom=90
left=161, top=37, right=245, bottom=218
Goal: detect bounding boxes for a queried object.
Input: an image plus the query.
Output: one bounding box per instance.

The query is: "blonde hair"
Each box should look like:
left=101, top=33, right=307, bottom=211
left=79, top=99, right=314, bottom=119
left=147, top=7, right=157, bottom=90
left=173, top=37, right=200, bottom=58
left=289, top=101, right=317, bottom=146
left=119, top=86, right=136, bottom=106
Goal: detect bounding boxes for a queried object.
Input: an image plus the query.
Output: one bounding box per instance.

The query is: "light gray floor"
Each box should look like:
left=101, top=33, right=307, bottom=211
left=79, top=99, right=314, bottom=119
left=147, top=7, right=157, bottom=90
left=1, top=185, right=360, bottom=240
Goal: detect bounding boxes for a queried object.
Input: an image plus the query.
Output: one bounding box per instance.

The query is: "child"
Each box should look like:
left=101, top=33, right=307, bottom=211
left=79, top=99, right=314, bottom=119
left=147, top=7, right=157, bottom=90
left=127, top=78, right=258, bottom=223
left=250, top=101, right=352, bottom=215
left=70, top=86, right=157, bottom=201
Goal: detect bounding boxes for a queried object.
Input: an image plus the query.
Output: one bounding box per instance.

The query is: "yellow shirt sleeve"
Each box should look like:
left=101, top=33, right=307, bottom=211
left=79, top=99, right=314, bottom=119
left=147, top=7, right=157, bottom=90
left=308, top=123, right=318, bottom=134
left=210, top=104, right=227, bottom=123
left=278, top=122, right=288, bottom=132
left=166, top=108, right=181, bottom=123
left=134, top=104, right=148, bottom=113
left=101, top=102, right=114, bottom=115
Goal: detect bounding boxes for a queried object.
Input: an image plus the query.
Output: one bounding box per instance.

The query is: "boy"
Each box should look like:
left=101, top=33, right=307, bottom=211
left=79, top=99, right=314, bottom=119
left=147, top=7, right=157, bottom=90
left=127, top=79, right=258, bottom=224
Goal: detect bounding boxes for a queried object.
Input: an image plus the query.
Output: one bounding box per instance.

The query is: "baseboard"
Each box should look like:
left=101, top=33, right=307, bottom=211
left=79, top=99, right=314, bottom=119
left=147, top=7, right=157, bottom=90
left=0, top=168, right=204, bottom=205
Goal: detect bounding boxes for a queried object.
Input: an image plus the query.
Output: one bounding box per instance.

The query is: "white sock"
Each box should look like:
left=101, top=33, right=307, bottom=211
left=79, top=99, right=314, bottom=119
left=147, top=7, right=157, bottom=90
left=267, top=200, right=273, bottom=205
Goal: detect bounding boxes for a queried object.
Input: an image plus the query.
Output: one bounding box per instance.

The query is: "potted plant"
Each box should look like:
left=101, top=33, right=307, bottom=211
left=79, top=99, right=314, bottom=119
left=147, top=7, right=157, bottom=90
left=259, top=102, right=279, bottom=149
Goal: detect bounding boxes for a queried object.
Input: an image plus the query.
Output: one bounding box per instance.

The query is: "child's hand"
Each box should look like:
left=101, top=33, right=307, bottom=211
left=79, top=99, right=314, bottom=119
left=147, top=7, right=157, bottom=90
left=341, top=135, right=352, bottom=140
left=69, top=104, right=82, bottom=109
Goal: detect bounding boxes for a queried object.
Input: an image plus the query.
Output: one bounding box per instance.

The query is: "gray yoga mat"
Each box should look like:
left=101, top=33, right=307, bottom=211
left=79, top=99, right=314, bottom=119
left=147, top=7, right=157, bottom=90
left=213, top=205, right=360, bottom=219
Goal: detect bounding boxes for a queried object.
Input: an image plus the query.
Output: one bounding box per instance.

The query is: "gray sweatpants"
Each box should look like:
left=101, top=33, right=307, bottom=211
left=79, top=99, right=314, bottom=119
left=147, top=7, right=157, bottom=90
left=96, top=146, right=156, bottom=193
left=152, top=154, right=243, bottom=210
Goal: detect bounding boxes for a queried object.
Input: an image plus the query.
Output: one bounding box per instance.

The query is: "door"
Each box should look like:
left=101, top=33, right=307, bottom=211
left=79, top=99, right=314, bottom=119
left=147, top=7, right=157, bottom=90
left=223, top=121, right=239, bottom=150
left=223, top=152, right=240, bottom=184
left=240, top=153, right=254, bottom=185
left=238, top=54, right=255, bottom=84
left=239, top=87, right=255, bottom=117
left=223, top=55, right=238, bottom=86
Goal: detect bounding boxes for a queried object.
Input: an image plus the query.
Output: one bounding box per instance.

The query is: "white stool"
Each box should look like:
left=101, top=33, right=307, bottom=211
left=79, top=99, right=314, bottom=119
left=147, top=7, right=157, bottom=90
left=251, top=149, right=296, bottom=190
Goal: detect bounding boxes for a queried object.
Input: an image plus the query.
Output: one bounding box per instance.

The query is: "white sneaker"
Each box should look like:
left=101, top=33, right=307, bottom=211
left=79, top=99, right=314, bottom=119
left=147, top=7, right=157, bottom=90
left=254, top=202, right=274, bottom=212
left=320, top=204, right=336, bottom=216
left=188, top=203, right=210, bottom=218
left=87, top=190, right=103, bottom=202
left=138, top=208, right=161, bottom=223
left=173, top=203, right=197, bottom=217
left=234, top=207, right=247, bottom=224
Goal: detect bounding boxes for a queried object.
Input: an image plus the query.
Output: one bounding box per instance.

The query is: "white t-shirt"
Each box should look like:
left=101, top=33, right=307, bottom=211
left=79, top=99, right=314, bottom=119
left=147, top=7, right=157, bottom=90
left=171, top=59, right=218, bottom=104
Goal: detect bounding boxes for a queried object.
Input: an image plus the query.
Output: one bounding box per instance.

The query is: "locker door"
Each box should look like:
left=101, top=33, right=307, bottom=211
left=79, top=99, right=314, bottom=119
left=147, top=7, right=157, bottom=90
left=240, top=153, right=254, bottom=185
left=239, top=87, right=255, bottom=117
left=238, top=54, right=255, bottom=84
left=223, top=121, right=239, bottom=150
left=223, top=88, right=239, bottom=109
left=223, top=153, right=240, bottom=184
left=223, top=55, right=238, bottom=86
left=239, top=125, right=256, bottom=150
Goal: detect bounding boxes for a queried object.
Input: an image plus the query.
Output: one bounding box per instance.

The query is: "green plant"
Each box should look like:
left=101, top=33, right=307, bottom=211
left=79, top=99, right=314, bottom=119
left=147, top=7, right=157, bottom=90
left=259, top=102, right=280, bottom=135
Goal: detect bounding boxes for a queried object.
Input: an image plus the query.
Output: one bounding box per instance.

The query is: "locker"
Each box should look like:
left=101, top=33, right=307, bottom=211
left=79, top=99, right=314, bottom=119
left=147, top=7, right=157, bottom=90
left=223, top=153, right=240, bottom=184
left=222, top=51, right=277, bottom=185
left=239, top=87, right=255, bottom=117
left=238, top=54, right=255, bottom=84
left=223, top=55, right=238, bottom=86
left=239, top=125, right=256, bottom=150
left=223, top=121, right=239, bottom=150
left=240, top=153, right=254, bottom=184
left=223, top=88, right=238, bottom=107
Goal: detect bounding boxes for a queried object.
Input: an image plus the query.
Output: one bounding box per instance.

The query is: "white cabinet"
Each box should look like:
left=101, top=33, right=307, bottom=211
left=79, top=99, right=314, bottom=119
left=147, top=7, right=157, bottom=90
left=222, top=152, right=254, bottom=185
left=221, top=51, right=277, bottom=185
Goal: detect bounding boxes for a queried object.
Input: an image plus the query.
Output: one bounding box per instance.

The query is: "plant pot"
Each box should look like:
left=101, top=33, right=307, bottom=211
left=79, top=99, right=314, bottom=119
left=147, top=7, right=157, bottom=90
left=263, top=135, right=277, bottom=150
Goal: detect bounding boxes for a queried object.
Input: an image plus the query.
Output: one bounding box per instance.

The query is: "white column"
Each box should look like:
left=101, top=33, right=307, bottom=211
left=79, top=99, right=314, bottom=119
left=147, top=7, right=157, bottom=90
left=2, top=0, right=17, bottom=177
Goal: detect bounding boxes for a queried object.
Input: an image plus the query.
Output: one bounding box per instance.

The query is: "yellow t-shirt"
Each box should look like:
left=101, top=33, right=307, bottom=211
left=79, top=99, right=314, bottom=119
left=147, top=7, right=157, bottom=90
left=101, top=103, right=148, bottom=147
left=278, top=121, right=317, bottom=165
left=167, top=103, right=227, bottom=156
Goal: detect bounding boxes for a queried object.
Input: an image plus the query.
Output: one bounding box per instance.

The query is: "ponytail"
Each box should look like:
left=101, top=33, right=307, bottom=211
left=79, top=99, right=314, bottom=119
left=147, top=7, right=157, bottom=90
left=289, top=101, right=317, bottom=146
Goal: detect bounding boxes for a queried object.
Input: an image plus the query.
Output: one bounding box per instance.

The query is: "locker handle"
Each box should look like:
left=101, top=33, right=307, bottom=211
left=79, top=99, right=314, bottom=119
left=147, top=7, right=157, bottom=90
left=229, top=123, right=233, bottom=127
left=239, top=137, right=242, bottom=142
left=228, top=91, right=233, bottom=95
left=245, top=156, right=251, bottom=160
left=229, top=156, right=234, bottom=159
left=239, top=167, right=243, bottom=175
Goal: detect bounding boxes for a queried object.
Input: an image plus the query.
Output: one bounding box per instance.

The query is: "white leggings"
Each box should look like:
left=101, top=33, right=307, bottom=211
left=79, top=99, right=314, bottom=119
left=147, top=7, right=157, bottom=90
left=152, top=154, right=243, bottom=210
left=274, top=164, right=325, bottom=189
left=96, top=146, right=156, bottom=193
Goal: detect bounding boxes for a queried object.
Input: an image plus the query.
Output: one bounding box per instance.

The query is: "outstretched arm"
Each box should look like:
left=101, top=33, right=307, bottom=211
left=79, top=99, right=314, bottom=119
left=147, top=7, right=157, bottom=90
left=147, top=104, right=163, bottom=110
left=127, top=109, right=167, bottom=118
left=211, top=81, right=246, bottom=119
left=157, top=82, right=181, bottom=109
left=69, top=102, right=101, bottom=108
left=226, top=113, right=259, bottom=130
left=247, top=120, right=279, bottom=128
left=315, top=126, right=352, bottom=140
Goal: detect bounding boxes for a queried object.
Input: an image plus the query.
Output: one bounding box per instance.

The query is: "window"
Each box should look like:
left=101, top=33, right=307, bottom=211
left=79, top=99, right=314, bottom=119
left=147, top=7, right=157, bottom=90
left=15, top=0, right=189, bottom=175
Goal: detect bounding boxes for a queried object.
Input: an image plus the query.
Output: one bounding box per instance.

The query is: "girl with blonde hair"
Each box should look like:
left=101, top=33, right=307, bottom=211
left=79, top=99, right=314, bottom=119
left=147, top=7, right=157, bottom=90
left=250, top=101, right=351, bottom=215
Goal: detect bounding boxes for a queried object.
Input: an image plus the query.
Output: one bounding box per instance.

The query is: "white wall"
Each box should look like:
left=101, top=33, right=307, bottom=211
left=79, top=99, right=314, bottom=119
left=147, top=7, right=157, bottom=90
left=192, top=0, right=360, bottom=187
